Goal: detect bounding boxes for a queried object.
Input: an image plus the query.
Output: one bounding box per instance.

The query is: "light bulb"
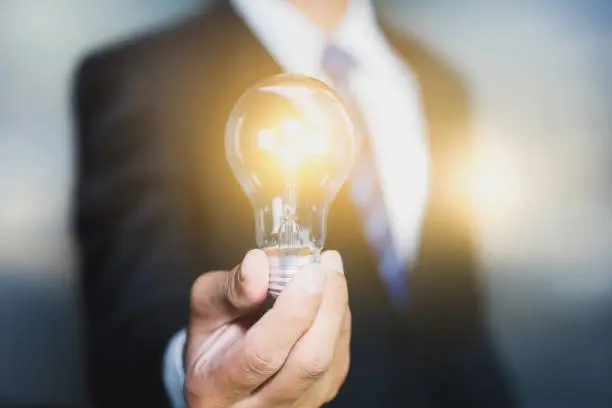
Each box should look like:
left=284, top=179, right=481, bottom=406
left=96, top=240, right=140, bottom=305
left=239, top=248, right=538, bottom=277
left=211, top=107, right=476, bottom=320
left=225, top=73, right=357, bottom=297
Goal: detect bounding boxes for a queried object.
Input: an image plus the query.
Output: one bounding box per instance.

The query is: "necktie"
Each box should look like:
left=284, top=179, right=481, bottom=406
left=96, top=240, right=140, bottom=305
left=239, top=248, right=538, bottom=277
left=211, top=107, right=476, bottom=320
left=322, top=44, right=408, bottom=309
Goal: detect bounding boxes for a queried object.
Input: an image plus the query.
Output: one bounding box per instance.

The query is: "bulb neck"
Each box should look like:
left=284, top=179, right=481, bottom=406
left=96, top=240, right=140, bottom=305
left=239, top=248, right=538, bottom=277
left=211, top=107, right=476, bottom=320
left=266, top=249, right=320, bottom=297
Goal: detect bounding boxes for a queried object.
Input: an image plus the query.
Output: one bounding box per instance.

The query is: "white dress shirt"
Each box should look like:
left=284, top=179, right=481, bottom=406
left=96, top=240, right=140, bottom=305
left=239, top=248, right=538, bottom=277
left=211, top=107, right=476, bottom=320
left=164, top=1, right=429, bottom=406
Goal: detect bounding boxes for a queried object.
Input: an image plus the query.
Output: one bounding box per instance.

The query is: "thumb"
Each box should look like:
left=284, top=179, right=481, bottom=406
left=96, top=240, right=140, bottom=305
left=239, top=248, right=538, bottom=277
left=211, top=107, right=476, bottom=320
left=320, top=250, right=344, bottom=273
left=190, top=249, right=269, bottom=332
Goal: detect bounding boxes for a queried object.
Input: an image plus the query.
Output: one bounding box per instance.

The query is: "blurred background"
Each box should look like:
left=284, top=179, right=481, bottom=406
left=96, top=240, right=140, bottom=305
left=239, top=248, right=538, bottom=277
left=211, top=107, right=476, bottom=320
left=0, top=0, right=610, bottom=407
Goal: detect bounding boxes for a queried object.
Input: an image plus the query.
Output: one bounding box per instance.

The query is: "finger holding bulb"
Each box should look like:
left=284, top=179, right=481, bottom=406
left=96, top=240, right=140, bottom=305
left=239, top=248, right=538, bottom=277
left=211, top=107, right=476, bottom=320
left=185, top=250, right=351, bottom=408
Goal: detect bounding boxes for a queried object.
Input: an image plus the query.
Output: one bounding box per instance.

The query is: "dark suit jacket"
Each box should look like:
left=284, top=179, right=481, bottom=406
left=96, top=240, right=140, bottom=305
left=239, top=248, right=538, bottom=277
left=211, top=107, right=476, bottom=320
left=73, top=3, right=515, bottom=407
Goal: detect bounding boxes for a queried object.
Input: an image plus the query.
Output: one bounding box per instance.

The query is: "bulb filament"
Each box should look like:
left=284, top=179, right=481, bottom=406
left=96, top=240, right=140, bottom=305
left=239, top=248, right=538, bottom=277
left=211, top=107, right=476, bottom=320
left=279, top=215, right=301, bottom=249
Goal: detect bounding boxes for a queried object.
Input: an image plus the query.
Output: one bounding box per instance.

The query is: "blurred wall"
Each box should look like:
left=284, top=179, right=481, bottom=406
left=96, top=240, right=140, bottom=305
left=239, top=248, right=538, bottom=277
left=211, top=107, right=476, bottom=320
left=385, top=1, right=612, bottom=407
left=0, top=1, right=202, bottom=405
left=0, top=0, right=610, bottom=407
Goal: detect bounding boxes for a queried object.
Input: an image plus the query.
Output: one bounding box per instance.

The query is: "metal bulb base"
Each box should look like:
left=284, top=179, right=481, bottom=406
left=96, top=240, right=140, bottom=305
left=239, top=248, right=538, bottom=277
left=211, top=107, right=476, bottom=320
left=266, top=251, right=320, bottom=297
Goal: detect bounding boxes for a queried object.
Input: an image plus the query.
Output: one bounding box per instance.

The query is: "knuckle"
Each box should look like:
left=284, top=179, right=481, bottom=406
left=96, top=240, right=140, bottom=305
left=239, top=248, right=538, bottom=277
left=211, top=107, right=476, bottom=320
left=184, top=383, right=209, bottom=407
left=242, top=344, right=284, bottom=377
left=184, top=370, right=217, bottom=406
left=296, top=353, right=333, bottom=380
left=184, top=379, right=198, bottom=401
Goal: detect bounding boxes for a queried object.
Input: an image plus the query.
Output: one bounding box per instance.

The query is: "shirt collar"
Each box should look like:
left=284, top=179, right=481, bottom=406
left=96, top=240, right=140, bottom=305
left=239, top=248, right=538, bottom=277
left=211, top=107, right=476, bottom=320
left=230, top=0, right=383, bottom=78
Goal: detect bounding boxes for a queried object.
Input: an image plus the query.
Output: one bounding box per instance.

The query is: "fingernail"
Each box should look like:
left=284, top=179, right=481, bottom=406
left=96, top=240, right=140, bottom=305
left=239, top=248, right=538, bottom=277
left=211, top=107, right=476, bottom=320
left=302, top=266, right=326, bottom=295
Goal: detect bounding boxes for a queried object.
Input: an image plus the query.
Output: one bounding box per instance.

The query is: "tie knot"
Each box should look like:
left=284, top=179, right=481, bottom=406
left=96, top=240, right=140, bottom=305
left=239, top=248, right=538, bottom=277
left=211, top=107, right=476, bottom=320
left=321, top=44, right=357, bottom=86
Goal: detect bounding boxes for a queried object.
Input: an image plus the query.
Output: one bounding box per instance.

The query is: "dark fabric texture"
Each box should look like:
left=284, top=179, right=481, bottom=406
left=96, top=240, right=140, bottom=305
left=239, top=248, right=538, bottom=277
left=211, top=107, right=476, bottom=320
left=72, top=3, right=516, bottom=407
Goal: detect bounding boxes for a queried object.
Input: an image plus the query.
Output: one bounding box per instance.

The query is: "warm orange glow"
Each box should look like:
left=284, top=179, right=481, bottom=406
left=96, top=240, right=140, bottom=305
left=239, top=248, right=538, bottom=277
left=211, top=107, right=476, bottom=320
left=468, top=145, right=523, bottom=225
left=257, top=119, right=330, bottom=169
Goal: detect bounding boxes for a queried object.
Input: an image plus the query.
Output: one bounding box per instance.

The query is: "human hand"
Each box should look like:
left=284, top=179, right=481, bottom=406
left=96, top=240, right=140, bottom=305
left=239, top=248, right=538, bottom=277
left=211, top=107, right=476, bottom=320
left=184, top=249, right=351, bottom=408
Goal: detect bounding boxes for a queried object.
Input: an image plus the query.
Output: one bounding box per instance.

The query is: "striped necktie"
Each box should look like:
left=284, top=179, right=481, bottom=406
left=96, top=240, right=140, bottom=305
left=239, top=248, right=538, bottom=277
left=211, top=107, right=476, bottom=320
left=322, top=44, right=408, bottom=309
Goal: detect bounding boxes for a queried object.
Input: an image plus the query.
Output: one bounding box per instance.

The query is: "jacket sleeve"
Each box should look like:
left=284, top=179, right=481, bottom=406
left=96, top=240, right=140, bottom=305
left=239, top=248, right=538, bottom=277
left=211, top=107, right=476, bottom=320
left=73, top=49, right=203, bottom=408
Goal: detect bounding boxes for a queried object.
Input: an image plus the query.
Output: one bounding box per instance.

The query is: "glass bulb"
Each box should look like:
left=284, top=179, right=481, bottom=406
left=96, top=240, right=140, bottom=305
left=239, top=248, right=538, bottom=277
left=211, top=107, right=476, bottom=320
left=225, top=73, right=357, bottom=296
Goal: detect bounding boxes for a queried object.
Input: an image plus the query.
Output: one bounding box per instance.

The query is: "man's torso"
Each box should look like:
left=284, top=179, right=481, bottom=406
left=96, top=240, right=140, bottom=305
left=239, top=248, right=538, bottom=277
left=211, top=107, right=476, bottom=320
left=76, top=3, right=510, bottom=407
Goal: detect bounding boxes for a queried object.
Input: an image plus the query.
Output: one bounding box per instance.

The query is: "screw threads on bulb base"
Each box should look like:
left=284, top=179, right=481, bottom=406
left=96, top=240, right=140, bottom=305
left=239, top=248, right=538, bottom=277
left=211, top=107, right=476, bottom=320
left=266, top=251, right=320, bottom=297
